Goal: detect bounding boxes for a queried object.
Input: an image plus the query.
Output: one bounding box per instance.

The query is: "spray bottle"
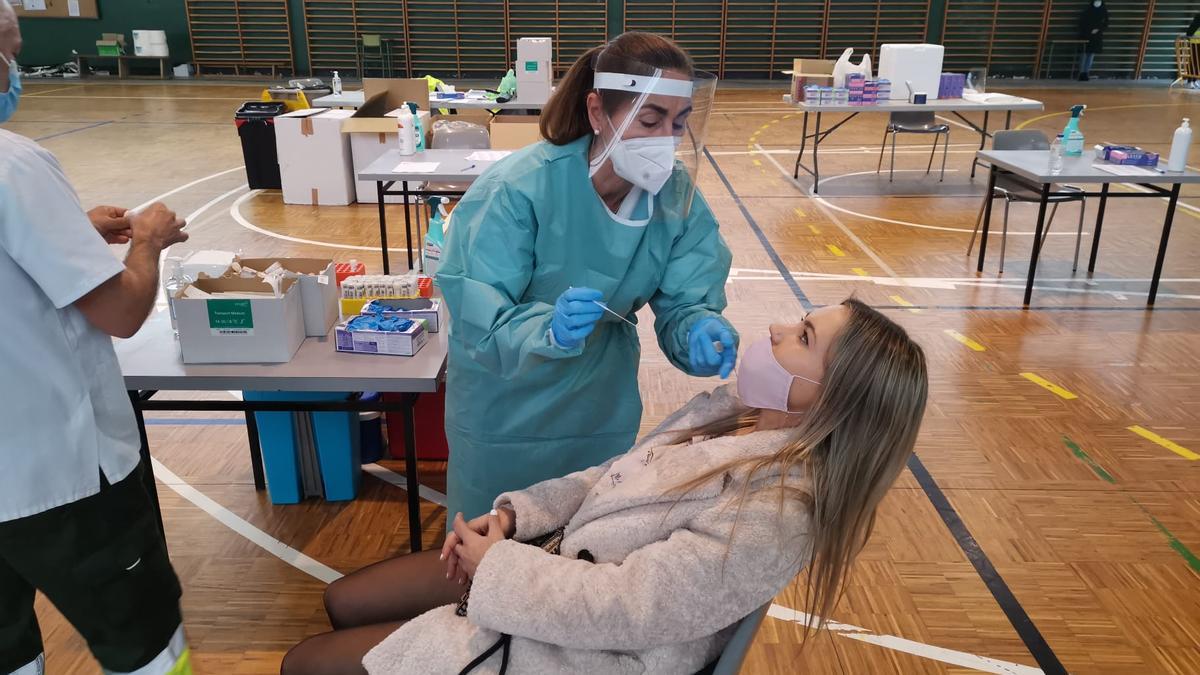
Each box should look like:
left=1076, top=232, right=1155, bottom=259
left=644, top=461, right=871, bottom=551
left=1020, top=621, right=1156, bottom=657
left=423, top=196, right=448, bottom=278
left=1168, top=118, right=1192, bottom=172
left=1062, top=104, right=1086, bottom=157
left=396, top=106, right=415, bottom=155
left=331, top=70, right=342, bottom=96
left=406, top=101, right=426, bottom=152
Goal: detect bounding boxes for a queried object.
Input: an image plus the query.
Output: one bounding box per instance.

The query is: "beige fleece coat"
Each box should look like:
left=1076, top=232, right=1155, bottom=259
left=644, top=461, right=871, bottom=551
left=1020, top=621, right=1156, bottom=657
left=363, top=385, right=811, bottom=674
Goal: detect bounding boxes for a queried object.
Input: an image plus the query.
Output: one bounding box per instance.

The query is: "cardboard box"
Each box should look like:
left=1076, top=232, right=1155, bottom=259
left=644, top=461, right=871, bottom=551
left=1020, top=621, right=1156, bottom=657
left=275, top=108, right=356, bottom=206
left=363, top=78, right=430, bottom=112
left=788, top=58, right=835, bottom=102
left=489, top=116, right=542, bottom=150
left=359, top=298, right=441, bottom=332
left=335, top=318, right=429, bottom=357
left=516, top=37, right=552, bottom=79
left=237, top=258, right=338, bottom=337
left=877, top=44, right=945, bottom=101
left=175, top=277, right=305, bottom=364
left=343, top=101, right=431, bottom=204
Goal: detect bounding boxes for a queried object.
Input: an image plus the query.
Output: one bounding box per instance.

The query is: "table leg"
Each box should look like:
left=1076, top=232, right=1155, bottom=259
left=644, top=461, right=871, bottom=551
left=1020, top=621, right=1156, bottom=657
left=402, top=394, right=423, bottom=552
left=377, top=181, right=390, bottom=275
left=1005, top=110, right=1013, bottom=129
left=1088, top=183, right=1109, bottom=273
left=128, top=390, right=166, bottom=544
left=118, top=59, right=129, bottom=80
left=245, top=410, right=265, bottom=491
left=793, top=111, right=809, bottom=179
left=813, top=112, right=823, bottom=193
left=402, top=181, right=415, bottom=271
left=977, top=166, right=998, bottom=271
left=1148, top=183, right=1182, bottom=306
left=1023, top=183, right=1052, bottom=307
left=971, top=111, right=990, bottom=179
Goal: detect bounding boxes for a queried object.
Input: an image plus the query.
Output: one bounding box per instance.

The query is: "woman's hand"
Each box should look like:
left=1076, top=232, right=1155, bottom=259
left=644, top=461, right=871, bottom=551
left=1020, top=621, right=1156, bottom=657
left=441, top=508, right=515, bottom=584
left=452, top=512, right=508, bottom=580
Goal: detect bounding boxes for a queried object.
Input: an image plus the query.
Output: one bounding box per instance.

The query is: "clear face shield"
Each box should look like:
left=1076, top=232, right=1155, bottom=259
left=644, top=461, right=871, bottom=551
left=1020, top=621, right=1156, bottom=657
left=589, top=65, right=717, bottom=217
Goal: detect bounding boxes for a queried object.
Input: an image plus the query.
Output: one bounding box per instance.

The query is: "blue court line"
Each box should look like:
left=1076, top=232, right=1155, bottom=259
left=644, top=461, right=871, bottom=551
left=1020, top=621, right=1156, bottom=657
left=34, top=120, right=113, bottom=141
left=703, top=148, right=813, bottom=310
left=704, top=151, right=1067, bottom=674
left=144, top=418, right=245, bottom=426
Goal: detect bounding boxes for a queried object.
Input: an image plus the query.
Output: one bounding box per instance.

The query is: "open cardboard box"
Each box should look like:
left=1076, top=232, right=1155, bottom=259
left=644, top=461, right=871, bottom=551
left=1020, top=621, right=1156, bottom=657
left=789, top=58, right=835, bottom=102
left=175, top=277, right=305, bottom=364
left=343, top=82, right=434, bottom=204
left=235, top=258, right=338, bottom=337
left=490, top=115, right=542, bottom=150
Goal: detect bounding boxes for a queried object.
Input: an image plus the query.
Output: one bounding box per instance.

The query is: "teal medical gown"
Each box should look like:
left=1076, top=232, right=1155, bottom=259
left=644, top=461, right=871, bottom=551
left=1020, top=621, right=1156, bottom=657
left=437, top=134, right=736, bottom=520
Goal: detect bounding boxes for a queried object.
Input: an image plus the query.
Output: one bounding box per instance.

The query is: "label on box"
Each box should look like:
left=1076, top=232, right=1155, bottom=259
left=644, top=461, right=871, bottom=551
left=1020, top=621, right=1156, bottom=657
left=524, top=61, right=539, bottom=72
left=207, top=299, right=255, bottom=336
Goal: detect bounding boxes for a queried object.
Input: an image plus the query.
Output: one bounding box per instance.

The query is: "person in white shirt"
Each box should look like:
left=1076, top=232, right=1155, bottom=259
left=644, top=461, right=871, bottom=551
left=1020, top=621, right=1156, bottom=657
left=0, top=3, right=195, bottom=674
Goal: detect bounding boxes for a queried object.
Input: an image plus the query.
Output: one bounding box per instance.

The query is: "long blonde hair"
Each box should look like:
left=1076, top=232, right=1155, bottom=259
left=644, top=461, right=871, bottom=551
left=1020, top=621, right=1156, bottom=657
left=673, top=299, right=928, bottom=638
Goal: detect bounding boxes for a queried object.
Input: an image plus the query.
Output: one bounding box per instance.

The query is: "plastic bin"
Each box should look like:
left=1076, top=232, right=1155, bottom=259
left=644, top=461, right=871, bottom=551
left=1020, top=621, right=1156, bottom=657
left=385, top=389, right=449, bottom=461
left=244, top=391, right=362, bottom=504
left=235, top=101, right=287, bottom=190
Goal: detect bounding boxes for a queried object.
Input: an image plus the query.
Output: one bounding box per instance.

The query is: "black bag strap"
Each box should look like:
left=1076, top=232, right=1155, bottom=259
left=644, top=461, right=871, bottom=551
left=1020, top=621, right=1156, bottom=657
left=458, top=633, right=512, bottom=675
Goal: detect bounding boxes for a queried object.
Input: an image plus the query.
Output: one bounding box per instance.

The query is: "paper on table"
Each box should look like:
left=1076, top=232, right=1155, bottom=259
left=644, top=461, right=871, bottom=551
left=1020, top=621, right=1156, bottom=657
left=67, top=0, right=80, bottom=16
left=1093, top=164, right=1159, bottom=177
left=22, top=0, right=47, bottom=9
left=466, top=151, right=512, bottom=161
left=393, top=162, right=440, bottom=173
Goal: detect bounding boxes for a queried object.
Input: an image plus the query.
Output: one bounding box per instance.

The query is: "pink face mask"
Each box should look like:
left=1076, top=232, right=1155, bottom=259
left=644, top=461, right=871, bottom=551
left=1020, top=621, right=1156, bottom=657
left=735, top=337, right=821, bottom=412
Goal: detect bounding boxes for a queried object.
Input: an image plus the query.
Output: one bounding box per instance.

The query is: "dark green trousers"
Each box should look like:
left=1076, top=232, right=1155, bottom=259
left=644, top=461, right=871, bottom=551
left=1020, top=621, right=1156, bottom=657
left=0, top=463, right=182, bottom=673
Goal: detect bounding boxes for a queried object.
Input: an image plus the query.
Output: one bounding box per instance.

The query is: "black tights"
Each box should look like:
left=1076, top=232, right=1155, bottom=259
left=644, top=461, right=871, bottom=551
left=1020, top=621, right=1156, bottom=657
left=280, top=548, right=467, bottom=675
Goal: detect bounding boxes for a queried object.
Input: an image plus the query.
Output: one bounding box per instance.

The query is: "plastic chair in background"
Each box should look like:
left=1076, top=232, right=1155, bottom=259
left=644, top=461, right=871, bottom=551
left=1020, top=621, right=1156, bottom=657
left=966, top=129, right=1087, bottom=273
left=876, top=111, right=950, bottom=182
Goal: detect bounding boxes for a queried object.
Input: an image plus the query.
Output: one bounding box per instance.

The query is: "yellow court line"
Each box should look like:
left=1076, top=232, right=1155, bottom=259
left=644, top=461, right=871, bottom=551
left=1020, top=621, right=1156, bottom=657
left=852, top=267, right=868, bottom=276
left=1015, top=103, right=1181, bottom=130
left=889, top=295, right=921, bottom=313
left=827, top=244, right=846, bottom=257
left=1020, top=372, right=1077, bottom=400
left=794, top=207, right=806, bottom=218
left=752, top=159, right=762, bottom=167
left=1127, top=425, right=1199, bottom=460
left=944, top=329, right=986, bottom=352
left=808, top=224, right=821, bottom=235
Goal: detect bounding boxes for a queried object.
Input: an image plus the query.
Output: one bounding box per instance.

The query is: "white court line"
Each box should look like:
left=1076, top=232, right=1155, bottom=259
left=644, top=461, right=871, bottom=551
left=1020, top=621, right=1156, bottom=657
left=362, top=463, right=448, bottom=507
left=767, top=605, right=1042, bottom=675
left=756, top=144, right=900, bottom=278
left=132, top=165, right=245, bottom=212
left=935, top=114, right=980, bottom=132
left=230, top=190, right=416, bottom=253
left=22, top=85, right=82, bottom=97
left=150, top=457, right=344, bottom=584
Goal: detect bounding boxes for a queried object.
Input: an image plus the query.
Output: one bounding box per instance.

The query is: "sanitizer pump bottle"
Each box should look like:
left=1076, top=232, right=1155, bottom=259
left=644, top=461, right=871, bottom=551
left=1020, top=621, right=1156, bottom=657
left=1168, top=118, right=1192, bottom=172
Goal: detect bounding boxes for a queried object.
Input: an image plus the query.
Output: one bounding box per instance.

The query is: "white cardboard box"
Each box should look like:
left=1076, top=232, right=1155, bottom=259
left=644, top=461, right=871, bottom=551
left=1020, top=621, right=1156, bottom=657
left=237, top=257, right=338, bottom=337
left=517, top=37, right=552, bottom=77
left=344, top=109, right=431, bottom=204
left=176, top=277, right=305, bottom=364
left=877, top=44, right=945, bottom=101
left=275, top=108, right=356, bottom=205
left=334, top=318, right=429, bottom=356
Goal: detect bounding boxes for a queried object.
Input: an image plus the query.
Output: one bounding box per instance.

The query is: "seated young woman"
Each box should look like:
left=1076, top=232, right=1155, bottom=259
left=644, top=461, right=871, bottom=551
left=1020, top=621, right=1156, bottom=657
left=282, top=297, right=929, bottom=675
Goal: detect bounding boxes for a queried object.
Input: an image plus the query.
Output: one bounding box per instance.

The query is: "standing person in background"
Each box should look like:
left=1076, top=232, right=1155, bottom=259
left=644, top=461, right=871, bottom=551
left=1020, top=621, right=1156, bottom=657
left=435, top=31, right=737, bottom=522
left=0, top=3, right=193, bottom=674
left=1078, top=0, right=1109, bottom=81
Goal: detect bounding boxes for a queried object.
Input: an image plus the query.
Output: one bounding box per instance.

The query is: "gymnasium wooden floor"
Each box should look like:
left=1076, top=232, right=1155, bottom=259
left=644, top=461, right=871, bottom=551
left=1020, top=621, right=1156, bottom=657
left=6, top=79, right=1199, bottom=674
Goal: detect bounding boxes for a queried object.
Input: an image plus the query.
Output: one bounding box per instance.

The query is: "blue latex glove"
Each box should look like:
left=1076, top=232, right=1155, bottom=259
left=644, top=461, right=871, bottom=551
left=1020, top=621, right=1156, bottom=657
left=551, top=287, right=605, bottom=349
left=688, top=317, right=737, bottom=379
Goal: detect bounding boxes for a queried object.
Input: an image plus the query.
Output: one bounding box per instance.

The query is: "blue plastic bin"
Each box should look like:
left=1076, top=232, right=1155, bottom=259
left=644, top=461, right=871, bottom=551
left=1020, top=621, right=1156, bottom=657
left=244, top=391, right=362, bottom=504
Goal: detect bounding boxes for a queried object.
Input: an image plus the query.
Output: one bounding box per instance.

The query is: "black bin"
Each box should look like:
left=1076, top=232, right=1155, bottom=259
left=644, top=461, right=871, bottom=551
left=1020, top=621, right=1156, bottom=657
left=235, top=101, right=288, bottom=190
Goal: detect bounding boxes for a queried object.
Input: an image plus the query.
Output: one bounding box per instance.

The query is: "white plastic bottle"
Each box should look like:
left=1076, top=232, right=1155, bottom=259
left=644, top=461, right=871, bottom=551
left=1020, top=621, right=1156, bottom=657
left=1168, top=118, right=1192, bottom=172
left=1049, top=134, right=1064, bottom=175
left=331, top=70, right=342, bottom=96
left=163, top=257, right=191, bottom=337
left=397, top=106, right=416, bottom=155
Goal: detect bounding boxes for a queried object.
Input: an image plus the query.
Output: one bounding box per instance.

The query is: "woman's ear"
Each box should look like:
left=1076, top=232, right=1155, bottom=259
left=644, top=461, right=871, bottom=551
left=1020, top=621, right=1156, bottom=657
left=585, top=91, right=604, bottom=135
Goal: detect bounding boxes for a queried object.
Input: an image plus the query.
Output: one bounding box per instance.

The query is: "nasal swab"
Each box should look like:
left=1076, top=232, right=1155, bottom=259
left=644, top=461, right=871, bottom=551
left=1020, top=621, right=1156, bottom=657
left=593, top=300, right=637, bottom=327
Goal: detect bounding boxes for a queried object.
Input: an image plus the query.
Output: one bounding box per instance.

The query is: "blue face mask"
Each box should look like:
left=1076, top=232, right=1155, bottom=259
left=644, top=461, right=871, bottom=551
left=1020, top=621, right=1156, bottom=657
left=0, top=56, right=22, bottom=124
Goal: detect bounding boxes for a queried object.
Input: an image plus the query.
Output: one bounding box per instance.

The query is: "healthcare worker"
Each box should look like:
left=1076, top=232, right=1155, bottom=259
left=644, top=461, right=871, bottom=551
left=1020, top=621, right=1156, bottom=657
left=438, top=31, right=737, bottom=520
left=0, top=4, right=193, bottom=674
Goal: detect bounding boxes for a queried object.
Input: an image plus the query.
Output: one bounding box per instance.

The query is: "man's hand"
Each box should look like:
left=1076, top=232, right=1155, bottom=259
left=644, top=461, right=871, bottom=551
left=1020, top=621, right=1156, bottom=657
left=129, top=202, right=188, bottom=250
left=88, top=205, right=133, bottom=245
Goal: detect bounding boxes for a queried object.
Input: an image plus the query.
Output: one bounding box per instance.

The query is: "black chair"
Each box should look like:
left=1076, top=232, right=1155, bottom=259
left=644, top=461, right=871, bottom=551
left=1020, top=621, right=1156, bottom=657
left=876, top=111, right=950, bottom=182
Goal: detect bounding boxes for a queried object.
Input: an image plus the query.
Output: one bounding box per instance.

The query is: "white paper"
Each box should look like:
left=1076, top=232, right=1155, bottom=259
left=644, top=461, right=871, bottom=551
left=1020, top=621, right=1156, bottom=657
left=23, top=0, right=47, bottom=10
left=67, top=0, right=80, bottom=16
left=466, top=150, right=512, bottom=162
left=1093, top=164, right=1159, bottom=177
left=393, top=162, right=440, bottom=173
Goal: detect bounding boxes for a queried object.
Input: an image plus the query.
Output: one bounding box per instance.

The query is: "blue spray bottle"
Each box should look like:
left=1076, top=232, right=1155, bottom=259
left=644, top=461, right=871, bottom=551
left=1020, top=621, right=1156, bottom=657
left=423, top=196, right=448, bottom=278
left=406, top=101, right=426, bottom=152
left=1062, top=104, right=1086, bottom=157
